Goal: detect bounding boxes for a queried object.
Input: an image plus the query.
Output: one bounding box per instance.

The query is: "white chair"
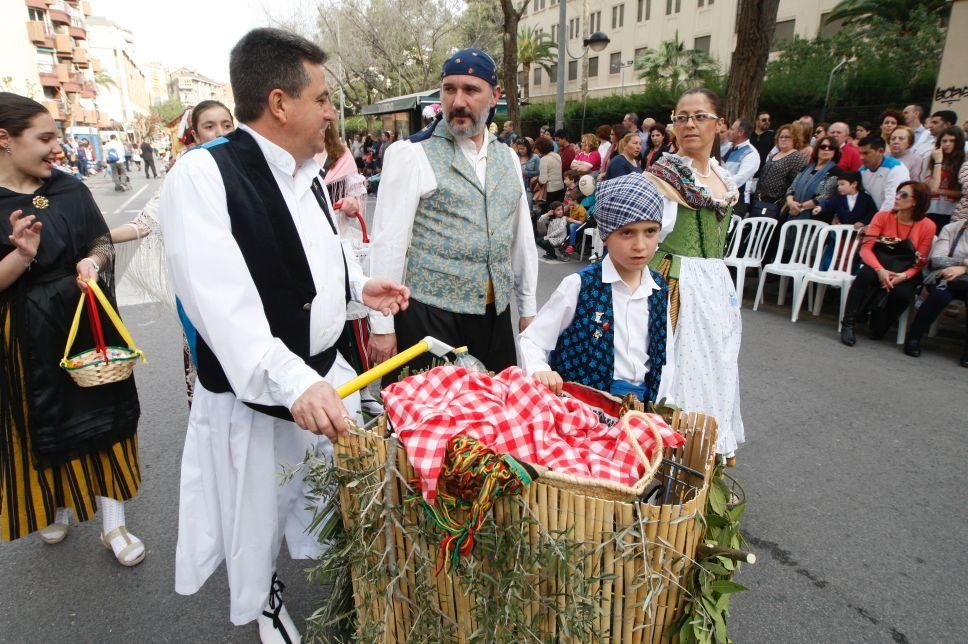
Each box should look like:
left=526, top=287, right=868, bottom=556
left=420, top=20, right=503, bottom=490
left=579, top=226, right=602, bottom=260
left=792, top=225, right=863, bottom=329
left=723, top=216, right=778, bottom=306
left=753, top=219, right=828, bottom=318
left=725, top=213, right=742, bottom=255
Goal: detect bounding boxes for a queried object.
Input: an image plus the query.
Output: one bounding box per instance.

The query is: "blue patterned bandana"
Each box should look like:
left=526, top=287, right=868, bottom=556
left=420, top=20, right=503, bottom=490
left=595, top=172, right=664, bottom=239
left=441, top=48, right=498, bottom=86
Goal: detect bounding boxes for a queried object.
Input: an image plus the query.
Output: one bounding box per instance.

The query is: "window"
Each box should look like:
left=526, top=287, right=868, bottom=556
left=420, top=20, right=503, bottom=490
left=666, top=0, right=681, bottom=14
left=549, top=63, right=558, bottom=81
left=771, top=19, right=796, bottom=51
left=698, top=0, right=703, bottom=6
left=551, top=0, right=558, bottom=4
left=611, top=4, right=625, bottom=29
left=634, top=47, right=648, bottom=64
left=518, top=71, right=527, bottom=88
left=693, top=35, right=711, bottom=53
left=588, top=56, right=599, bottom=77
left=569, top=17, right=580, bottom=39
left=551, top=24, right=558, bottom=42
left=533, top=67, right=542, bottom=85
left=568, top=60, right=578, bottom=81
left=819, top=12, right=845, bottom=38
left=610, top=52, right=622, bottom=74
left=28, top=8, right=45, bottom=21
left=591, top=11, right=602, bottom=32
left=637, top=0, right=651, bottom=21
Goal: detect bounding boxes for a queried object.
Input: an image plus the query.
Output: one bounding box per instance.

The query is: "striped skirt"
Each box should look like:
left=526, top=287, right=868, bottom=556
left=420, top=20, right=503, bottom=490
left=1, top=314, right=141, bottom=542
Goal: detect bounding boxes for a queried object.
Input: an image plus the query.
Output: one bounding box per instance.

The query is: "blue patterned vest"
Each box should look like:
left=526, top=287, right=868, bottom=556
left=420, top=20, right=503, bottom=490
left=549, top=263, right=669, bottom=403
left=404, top=126, right=522, bottom=314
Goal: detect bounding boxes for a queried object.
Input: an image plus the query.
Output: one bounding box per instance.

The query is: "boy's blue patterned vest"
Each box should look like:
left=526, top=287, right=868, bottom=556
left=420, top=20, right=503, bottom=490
left=549, top=263, right=669, bottom=403
left=404, top=125, right=522, bottom=314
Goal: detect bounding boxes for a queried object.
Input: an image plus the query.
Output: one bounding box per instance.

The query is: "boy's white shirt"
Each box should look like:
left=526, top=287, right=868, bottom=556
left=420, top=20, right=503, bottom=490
left=518, top=255, right=676, bottom=389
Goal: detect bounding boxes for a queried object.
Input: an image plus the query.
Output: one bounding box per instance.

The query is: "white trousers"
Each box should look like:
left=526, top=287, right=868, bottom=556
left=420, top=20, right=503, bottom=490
left=174, top=354, right=361, bottom=625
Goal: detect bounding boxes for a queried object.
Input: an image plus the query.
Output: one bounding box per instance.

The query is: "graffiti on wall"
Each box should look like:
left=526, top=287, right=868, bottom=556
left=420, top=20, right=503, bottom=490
left=935, top=85, right=968, bottom=105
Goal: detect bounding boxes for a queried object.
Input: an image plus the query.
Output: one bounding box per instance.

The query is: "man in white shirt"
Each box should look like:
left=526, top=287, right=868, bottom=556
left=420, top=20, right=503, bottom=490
left=904, top=103, right=934, bottom=154
left=367, top=48, right=538, bottom=374
left=721, top=119, right=760, bottom=216
left=859, top=135, right=910, bottom=211
left=160, top=28, right=408, bottom=643
left=104, top=134, right=128, bottom=191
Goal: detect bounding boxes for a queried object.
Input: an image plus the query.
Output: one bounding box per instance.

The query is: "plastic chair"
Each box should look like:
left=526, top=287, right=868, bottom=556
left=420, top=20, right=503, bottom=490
left=724, top=213, right=742, bottom=257
left=578, top=226, right=598, bottom=259
left=792, top=225, right=863, bottom=330
left=723, top=216, right=778, bottom=306
left=753, top=219, right=828, bottom=317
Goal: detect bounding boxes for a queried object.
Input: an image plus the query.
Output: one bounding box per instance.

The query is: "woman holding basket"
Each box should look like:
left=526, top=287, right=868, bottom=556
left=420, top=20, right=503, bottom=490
left=0, top=93, right=144, bottom=566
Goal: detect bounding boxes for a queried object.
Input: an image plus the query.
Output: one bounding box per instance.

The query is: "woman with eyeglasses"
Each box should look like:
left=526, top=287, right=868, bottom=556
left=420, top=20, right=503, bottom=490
left=644, top=88, right=744, bottom=464
left=752, top=123, right=808, bottom=219
left=840, top=181, right=936, bottom=346
left=786, top=136, right=842, bottom=219
left=927, top=126, right=966, bottom=231
left=887, top=126, right=926, bottom=181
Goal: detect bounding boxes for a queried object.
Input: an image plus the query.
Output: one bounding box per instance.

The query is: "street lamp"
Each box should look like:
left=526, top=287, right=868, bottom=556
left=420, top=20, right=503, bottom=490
left=554, top=1, right=611, bottom=131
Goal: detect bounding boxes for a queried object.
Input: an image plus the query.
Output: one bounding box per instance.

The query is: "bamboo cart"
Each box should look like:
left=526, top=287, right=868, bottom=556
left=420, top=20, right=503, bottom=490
left=328, top=395, right=719, bottom=644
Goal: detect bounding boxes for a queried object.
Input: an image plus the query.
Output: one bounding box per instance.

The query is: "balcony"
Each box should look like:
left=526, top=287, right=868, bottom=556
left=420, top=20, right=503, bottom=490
left=54, top=33, right=73, bottom=57
left=62, top=73, right=84, bottom=93
left=68, top=25, right=86, bottom=40
left=74, top=47, right=89, bottom=67
left=42, top=100, right=62, bottom=120
left=83, top=109, right=98, bottom=124
left=25, top=0, right=47, bottom=9
left=81, top=82, right=96, bottom=98
left=54, top=62, right=70, bottom=82
left=39, top=72, right=60, bottom=88
left=91, top=58, right=102, bottom=73
left=49, top=8, right=70, bottom=24
left=26, top=20, right=49, bottom=43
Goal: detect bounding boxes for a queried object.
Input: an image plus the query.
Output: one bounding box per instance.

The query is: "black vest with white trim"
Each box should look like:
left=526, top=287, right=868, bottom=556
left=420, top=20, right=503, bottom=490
left=192, top=128, right=349, bottom=421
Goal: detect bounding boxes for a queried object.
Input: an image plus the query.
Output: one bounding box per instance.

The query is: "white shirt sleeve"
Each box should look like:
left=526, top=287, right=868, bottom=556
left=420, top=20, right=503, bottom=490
left=518, top=274, right=581, bottom=374
left=160, top=151, right=323, bottom=410
left=880, top=163, right=911, bottom=212
left=506, top=144, right=539, bottom=318
left=658, top=195, right=679, bottom=242
left=734, top=145, right=761, bottom=189
left=366, top=140, right=435, bottom=334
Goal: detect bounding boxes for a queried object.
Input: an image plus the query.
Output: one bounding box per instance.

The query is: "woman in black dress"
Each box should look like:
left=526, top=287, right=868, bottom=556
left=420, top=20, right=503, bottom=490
left=0, top=93, right=144, bottom=565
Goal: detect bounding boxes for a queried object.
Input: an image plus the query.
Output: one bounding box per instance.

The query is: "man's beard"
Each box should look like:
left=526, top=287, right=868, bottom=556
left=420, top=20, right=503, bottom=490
left=444, top=104, right=490, bottom=139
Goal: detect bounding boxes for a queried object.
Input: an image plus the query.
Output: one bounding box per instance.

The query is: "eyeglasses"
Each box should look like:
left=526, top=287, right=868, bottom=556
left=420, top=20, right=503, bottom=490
left=777, top=135, right=793, bottom=140
left=817, top=144, right=835, bottom=150
left=672, top=113, right=718, bottom=125
left=896, top=191, right=913, bottom=199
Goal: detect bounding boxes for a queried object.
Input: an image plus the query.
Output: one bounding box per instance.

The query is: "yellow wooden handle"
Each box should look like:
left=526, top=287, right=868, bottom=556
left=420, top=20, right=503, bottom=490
left=335, top=339, right=430, bottom=399
left=60, top=279, right=146, bottom=366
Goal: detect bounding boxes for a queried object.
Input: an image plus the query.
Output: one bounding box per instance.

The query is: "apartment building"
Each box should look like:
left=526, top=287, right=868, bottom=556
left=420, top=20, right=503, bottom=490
left=520, top=0, right=843, bottom=101
left=168, top=68, right=232, bottom=110
left=86, top=16, right=150, bottom=128
left=143, top=62, right=171, bottom=106
left=0, top=0, right=102, bottom=131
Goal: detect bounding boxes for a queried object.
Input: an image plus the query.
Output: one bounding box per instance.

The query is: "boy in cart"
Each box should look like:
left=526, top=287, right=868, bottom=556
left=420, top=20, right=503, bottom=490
left=519, top=172, right=675, bottom=403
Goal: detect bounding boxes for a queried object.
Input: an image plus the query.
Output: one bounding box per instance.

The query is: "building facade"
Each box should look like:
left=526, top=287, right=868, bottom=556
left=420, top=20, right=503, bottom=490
left=168, top=68, right=226, bottom=108
left=1, top=0, right=102, bottom=131
left=142, top=62, right=171, bottom=106
left=521, top=0, right=842, bottom=101
left=86, top=15, right=149, bottom=129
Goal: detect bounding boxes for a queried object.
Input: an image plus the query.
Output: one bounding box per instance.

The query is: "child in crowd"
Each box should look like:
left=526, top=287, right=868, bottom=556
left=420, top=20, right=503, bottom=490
left=520, top=173, right=674, bottom=403
left=812, top=170, right=878, bottom=228
left=536, top=201, right=568, bottom=260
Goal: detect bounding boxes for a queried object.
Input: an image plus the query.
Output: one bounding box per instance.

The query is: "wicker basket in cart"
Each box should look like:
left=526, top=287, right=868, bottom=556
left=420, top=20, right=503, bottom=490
left=331, top=403, right=718, bottom=643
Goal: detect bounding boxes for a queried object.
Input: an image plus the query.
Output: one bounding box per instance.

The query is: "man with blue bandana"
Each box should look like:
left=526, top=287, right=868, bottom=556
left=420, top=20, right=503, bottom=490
left=368, top=48, right=539, bottom=373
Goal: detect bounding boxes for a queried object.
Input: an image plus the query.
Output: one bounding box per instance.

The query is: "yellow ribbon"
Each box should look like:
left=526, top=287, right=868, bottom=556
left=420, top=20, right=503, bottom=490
left=60, top=278, right=146, bottom=367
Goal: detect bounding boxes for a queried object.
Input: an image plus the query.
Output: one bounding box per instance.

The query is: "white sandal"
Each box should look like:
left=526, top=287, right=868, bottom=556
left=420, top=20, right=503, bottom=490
left=38, top=522, right=69, bottom=544
left=100, top=526, right=146, bottom=567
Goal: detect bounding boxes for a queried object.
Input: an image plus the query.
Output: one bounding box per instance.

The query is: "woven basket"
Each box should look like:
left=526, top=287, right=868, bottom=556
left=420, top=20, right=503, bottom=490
left=334, top=407, right=718, bottom=643
left=60, top=279, right=144, bottom=387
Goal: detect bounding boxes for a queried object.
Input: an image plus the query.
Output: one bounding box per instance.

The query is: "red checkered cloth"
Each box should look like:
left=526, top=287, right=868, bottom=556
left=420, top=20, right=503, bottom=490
left=382, top=366, right=685, bottom=503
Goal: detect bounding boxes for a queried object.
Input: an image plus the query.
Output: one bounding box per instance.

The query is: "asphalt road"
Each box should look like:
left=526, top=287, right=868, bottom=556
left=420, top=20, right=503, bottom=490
left=1, top=170, right=965, bottom=642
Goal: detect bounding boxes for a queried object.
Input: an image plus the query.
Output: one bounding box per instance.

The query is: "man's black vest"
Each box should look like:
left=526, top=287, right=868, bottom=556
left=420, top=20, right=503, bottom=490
left=193, top=128, right=349, bottom=421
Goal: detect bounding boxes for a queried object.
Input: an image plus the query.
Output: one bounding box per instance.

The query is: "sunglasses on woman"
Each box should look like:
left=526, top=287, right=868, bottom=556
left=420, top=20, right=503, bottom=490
left=896, top=191, right=913, bottom=199
left=817, top=144, right=835, bottom=150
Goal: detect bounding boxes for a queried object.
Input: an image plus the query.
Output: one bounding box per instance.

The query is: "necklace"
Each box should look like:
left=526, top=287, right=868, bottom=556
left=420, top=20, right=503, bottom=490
left=693, top=163, right=713, bottom=178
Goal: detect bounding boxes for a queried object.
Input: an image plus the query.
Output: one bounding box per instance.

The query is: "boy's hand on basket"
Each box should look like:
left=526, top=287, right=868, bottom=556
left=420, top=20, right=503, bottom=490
left=291, top=381, right=351, bottom=439
left=533, top=370, right=563, bottom=395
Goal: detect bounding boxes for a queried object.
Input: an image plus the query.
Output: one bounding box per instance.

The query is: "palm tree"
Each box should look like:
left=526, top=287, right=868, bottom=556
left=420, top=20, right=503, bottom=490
left=517, top=25, right=556, bottom=101
left=634, top=34, right=719, bottom=92
left=825, top=0, right=951, bottom=26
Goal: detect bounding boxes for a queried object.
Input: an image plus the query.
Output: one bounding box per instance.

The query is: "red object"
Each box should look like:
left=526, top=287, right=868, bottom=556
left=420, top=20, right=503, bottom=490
left=837, top=142, right=862, bottom=172
left=333, top=200, right=370, bottom=243
left=859, top=211, right=936, bottom=278
left=82, top=284, right=109, bottom=363
left=382, top=366, right=685, bottom=503
left=602, top=322, right=610, bottom=331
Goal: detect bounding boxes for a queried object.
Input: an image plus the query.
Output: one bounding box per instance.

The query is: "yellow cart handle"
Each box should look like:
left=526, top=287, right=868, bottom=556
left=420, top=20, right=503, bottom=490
left=336, top=338, right=432, bottom=399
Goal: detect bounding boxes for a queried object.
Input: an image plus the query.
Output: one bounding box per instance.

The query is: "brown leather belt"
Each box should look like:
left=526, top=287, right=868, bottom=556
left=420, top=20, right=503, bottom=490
left=485, top=280, right=495, bottom=305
